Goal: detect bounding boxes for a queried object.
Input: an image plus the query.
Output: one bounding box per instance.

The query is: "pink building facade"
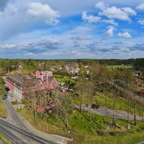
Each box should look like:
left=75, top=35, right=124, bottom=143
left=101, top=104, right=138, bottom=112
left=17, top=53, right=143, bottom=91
left=6, top=71, right=58, bottom=100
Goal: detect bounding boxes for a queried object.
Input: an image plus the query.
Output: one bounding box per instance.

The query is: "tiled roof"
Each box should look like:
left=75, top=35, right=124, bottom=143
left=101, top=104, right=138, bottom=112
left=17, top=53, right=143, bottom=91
left=37, top=108, right=45, bottom=113
left=7, top=74, right=25, bottom=86
left=44, top=103, right=57, bottom=110
left=7, top=74, right=39, bottom=88
left=33, top=104, right=45, bottom=113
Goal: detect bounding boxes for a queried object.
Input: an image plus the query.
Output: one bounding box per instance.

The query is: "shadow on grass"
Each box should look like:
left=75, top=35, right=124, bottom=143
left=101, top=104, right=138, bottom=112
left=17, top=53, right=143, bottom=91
left=77, top=109, right=104, bottom=130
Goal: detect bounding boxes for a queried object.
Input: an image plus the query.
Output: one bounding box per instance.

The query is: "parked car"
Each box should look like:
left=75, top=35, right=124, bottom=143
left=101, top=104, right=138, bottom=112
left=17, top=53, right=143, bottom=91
left=91, top=104, right=100, bottom=109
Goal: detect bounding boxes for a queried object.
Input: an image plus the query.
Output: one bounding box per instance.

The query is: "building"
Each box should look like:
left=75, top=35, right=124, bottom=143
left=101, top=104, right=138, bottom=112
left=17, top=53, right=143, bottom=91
left=5, top=71, right=58, bottom=101
left=65, top=65, right=80, bottom=74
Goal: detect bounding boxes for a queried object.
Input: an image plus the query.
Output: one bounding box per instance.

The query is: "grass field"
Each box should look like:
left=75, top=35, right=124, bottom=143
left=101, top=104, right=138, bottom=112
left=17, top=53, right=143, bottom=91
left=0, top=100, right=7, bottom=118
left=107, top=65, right=133, bottom=69
left=0, top=134, right=13, bottom=144
left=18, top=106, right=144, bottom=144
left=73, top=90, right=144, bottom=116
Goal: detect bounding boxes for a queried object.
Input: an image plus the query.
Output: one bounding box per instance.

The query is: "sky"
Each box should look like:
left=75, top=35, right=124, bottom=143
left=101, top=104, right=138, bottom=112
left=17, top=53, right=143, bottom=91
left=0, top=0, right=144, bottom=59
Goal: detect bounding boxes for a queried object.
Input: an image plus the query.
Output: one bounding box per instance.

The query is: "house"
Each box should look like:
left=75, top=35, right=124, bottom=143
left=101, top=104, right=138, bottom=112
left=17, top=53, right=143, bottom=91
left=65, top=65, right=80, bottom=74
left=84, top=65, right=89, bottom=69
left=71, top=76, right=79, bottom=79
left=5, top=71, right=58, bottom=101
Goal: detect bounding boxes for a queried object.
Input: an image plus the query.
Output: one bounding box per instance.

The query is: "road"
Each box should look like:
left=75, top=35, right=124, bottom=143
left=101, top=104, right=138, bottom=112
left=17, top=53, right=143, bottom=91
left=138, top=142, right=144, bottom=144
left=73, top=80, right=144, bottom=120
left=0, top=118, right=56, bottom=144
left=1, top=100, right=71, bottom=144
left=3, top=100, right=26, bottom=130
left=73, top=104, right=143, bottom=120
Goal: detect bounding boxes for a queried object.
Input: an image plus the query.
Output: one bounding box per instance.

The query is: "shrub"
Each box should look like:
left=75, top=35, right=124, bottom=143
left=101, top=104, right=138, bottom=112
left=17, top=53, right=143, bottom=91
left=97, top=130, right=106, bottom=136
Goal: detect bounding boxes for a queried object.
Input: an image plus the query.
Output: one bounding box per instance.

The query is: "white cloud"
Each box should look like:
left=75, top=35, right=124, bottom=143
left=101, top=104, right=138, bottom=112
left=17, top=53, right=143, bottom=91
left=122, top=7, right=137, bottom=16
left=96, top=2, right=136, bottom=22
left=118, top=32, right=131, bottom=38
left=102, top=19, right=118, bottom=26
left=82, top=10, right=118, bottom=26
left=99, top=6, right=131, bottom=21
left=43, top=52, right=61, bottom=56
left=95, top=2, right=106, bottom=10
left=82, top=11, right=101, bottom=23
left=136, top=3, right=144, bottom=10
left=26, top=2, right=60, bottom=25
left=104, top=26, right=115, bottom=36
left=25, top=52, right=34, bottom=56
left=0, top=44, right=16, bottom=49
left=138, top=19, right=144, bottom=25
left=0, top=2, right=61, bottom=40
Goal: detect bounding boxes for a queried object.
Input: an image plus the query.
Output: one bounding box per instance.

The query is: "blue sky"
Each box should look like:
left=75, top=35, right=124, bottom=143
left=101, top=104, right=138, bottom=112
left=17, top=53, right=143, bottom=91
left=0, top=0, right=144, bottom=59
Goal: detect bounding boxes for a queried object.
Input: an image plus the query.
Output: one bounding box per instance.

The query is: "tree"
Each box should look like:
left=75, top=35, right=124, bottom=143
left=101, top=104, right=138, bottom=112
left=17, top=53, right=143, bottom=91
left=55, top=92, right=72, bottom=130
left=74, top=66, right=86, bottom=112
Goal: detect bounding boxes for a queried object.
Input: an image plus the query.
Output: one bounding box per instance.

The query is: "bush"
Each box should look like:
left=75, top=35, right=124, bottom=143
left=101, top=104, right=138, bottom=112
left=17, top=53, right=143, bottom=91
left=97, top=130, right=106, bottom=136
left=109, top=132, right=117, bottom=136
left=16, top=108, right=22, bottom=112
left=11, top=100, right=18, bottom=105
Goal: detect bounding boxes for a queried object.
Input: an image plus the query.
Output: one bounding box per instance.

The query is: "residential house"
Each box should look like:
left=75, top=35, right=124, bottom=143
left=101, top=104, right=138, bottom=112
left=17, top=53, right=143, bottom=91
left=65, top=65, right=80, bottom=74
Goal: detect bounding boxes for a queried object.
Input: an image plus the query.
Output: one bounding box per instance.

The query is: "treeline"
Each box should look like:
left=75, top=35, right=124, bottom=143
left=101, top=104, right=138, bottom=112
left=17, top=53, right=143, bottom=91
left=0, top=58, right=144, bottom=75
left=0, top=59, right=39, bottom=75
left=36, top=58, right=144, bottom=67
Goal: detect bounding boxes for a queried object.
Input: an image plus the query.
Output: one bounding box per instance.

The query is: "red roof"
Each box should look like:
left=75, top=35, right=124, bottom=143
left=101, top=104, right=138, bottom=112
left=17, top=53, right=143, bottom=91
left=33, top=104, right=40, bottom=110
left=44, top=103, right=57, bottom=110
left=37, top=108, right=45, bottom=113
left=33, top=104, right=44, bottom=113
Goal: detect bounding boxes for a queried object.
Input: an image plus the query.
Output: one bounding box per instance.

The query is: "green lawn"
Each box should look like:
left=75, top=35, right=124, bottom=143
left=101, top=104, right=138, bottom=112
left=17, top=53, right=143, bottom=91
left=82, top=131, right=144, bottom=144
left=107, top=65, right=133, bottom=69
left=56, top=77, right=76, bottom=85
left=18, top=106, right=144, bottom=144
left=0, top=134, right=13, bottom=144
left=73, top=91, right=144, bottom=116
left=0, top=100, right=7, bottom=118
left=68, top=110, right=144, bottom=144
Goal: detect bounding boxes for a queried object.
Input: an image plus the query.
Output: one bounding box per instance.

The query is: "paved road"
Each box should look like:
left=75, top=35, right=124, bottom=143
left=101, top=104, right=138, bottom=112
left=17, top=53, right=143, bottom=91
left=73, top=80, right=144, bottom=120
left=3, top=100, right=27, bottom=130
left=1, top=100, right=71, bottom=144
left=73, top=104, right=143, bottom=121
left=0, top=118, right=56, bottom=144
